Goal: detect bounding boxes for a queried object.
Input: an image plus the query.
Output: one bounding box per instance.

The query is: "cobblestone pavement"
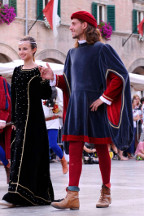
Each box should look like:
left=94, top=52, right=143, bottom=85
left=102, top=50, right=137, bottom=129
left=0, top=159, right=144, bottom=216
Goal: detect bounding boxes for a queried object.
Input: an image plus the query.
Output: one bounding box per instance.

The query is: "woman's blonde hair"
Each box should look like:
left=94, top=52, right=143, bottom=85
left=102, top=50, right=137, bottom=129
left=133, top=94, right=140, bottom=100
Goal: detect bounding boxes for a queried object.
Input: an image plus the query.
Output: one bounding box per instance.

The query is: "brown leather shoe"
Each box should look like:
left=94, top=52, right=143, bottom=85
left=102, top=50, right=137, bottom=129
left=96, top=185, right=111, bottom=208
left=51, top=189, right=79, bottom=210
left=60, top=156, right=68, bottom=174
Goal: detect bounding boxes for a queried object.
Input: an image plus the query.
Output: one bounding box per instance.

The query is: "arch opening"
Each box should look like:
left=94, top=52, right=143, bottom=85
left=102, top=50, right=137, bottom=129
left=0, top=53, right=12, bottom=63
left=42, top=58, right=63, bottom=64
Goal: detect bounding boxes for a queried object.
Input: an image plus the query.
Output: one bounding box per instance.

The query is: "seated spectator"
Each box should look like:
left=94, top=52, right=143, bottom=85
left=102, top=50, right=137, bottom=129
left=83, top=143, right=99, bottom=164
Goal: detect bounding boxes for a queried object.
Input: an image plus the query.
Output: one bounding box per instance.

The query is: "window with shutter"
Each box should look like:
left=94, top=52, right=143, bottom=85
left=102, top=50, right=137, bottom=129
left=107, top=5, right=115, bottom=31
left=92, top=2, right=106, bottom=24
left=2, top=0, right=9, bottom=4
left=137, top=11, right=144, bottom=23
left=92, top=2, right=97, bottom=21
left=57, top=0, right=61, bottom=17
left=132, top=9, right=138, bottom=33
left=9, top=0, right=17, bottom=15
left=37, top=0, right=43, bottom=20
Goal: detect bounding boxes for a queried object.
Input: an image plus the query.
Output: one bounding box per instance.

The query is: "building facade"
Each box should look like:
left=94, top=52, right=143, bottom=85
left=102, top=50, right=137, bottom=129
left=0, top=0, right=144, bottom=93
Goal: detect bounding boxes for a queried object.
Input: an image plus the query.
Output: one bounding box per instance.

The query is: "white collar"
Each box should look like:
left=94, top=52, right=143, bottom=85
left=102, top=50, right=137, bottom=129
left=78, top=40, right=87, bottom=44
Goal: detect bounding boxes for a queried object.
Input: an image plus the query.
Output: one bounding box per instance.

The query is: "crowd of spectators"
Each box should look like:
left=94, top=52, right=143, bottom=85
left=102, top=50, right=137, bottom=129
left=110, top=94, right=144, bottom=161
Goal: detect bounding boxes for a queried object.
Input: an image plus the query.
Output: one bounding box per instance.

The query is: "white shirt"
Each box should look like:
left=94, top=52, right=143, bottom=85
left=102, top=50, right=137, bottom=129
left=42, top=87, right=63, bottom=130
left=133, top=109, right=141, bottom=128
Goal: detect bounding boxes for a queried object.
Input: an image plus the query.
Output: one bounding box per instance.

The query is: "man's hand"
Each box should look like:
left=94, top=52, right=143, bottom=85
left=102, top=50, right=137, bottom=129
left=38, top=63, right=54, bottom=80
left=0, top=122, right=6, bottom=129
left=90, top=98, right=104, bottom=111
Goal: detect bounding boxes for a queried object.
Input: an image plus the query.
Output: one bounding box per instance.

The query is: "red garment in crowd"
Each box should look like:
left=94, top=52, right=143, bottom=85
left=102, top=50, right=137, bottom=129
left=0, top=76, right=12, bottom=159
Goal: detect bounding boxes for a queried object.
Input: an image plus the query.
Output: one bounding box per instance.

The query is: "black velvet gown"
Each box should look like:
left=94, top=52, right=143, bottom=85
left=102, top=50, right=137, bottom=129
left=3, top=66, right=54, bottom=206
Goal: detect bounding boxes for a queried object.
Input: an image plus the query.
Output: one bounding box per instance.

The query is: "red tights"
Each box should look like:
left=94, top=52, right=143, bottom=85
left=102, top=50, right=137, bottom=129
left=69, top=141, right=111, bottom=187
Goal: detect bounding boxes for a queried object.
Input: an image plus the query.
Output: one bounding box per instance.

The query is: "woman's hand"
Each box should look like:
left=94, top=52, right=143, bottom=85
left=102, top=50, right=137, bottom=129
left=12, top=125, right=16, bottom=130
left=90, top=98, right=104, bottom=111
left=134, top=115, right=140, bottom=121
left=38, top=63, right=54, bottom=80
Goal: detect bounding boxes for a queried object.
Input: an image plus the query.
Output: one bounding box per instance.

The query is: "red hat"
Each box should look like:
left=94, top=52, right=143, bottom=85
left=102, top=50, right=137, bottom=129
left=71, top=11, right=97, bottom=28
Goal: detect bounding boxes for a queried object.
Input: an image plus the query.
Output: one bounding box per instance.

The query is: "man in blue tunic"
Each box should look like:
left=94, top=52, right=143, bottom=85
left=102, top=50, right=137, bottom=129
left=40, top=11, right=133, bottom=209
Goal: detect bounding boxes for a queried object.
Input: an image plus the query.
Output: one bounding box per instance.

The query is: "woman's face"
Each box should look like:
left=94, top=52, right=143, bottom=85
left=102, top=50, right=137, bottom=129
left=133, top=99, right=137, bottom=107
left=18, top=41, right=36, bottom=61
left=135, top=96, right=140, bottom=105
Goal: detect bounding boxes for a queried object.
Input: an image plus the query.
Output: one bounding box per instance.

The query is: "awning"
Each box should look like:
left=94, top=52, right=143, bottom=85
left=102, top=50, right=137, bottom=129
left=0, top=60, right=64, bottom=79
left=0, top=61, right=144, bottom=91
left=129, top=73, right=144, bottom=91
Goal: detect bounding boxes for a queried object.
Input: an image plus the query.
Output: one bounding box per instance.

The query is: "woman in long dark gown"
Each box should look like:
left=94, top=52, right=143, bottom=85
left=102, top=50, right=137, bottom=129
left=0, top=36, right=54, bottom=207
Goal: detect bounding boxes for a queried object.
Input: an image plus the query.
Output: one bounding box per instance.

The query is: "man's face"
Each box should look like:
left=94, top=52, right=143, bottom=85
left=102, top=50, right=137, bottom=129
left=69, top=18, right=87, bottom=40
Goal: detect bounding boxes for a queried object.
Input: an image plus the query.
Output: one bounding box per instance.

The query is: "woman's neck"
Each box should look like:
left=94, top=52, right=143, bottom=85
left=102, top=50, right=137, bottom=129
left=23, top=59, right=37, bottom=69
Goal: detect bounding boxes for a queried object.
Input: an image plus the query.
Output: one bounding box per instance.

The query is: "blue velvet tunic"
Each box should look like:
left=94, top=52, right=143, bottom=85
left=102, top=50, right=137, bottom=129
left=63, top=42, right=133, bottom=150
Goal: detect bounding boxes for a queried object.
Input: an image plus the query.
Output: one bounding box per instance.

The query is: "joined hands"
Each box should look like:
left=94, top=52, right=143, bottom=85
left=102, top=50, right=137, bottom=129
left=38, top=63, right=54, bottom=80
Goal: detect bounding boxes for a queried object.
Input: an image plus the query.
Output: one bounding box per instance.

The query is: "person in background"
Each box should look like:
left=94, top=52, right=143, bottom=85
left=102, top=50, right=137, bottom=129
left=0, top=75, right=11, bottom=184
left=133, top=94, right=142, bottom=148
left=39, top=11, right=133, bottom=210
left=135, top=141, right=144, bottom=160
left=0, top=36, right=54, bottom=207
left=125, top=98, right=140, bottom=159
left=83, top=143, right=99, bottom=164
left=110, top=143, right=128, bottom=161
left=0, top=146, right=10, bottom=184
left=141, top=97, right=144, bottom=129
left=135, top=97, right=144, bottom=160
left=83, top=144, right=96, bottom=154
left=134, top=94, right=141, bottom=110
left=42, top=87, right=68, bottom=174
